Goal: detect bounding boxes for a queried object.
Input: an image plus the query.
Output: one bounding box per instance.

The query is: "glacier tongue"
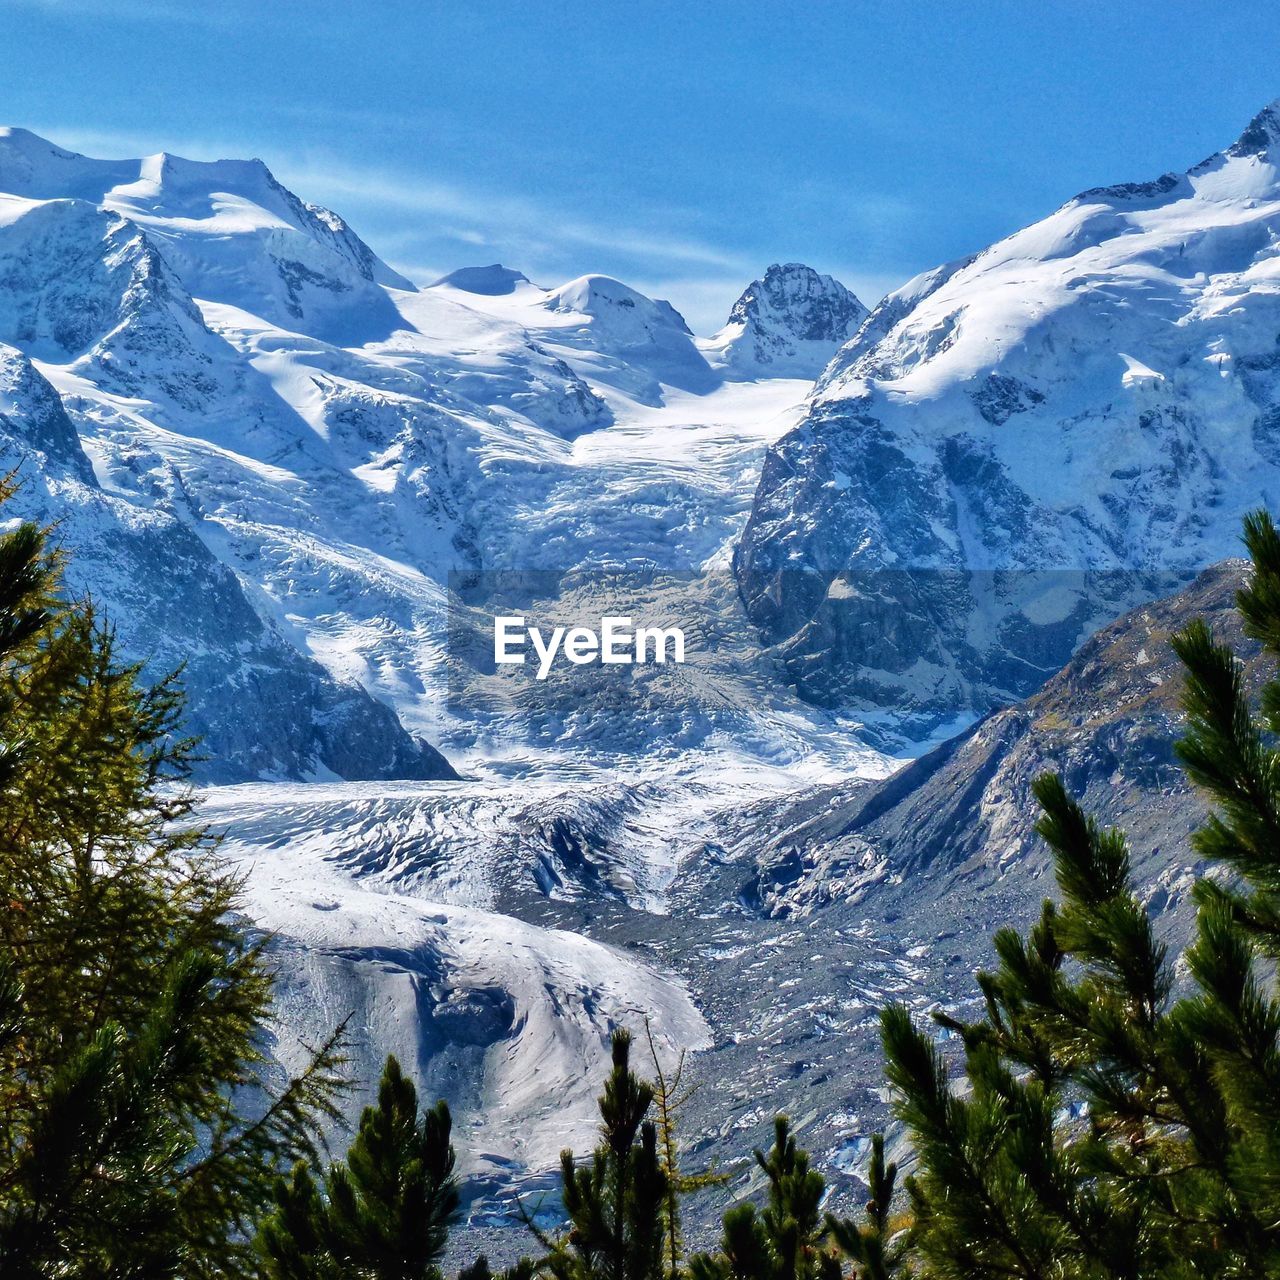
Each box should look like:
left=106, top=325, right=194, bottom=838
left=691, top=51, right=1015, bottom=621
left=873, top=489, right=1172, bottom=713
left=211, top=777, right=713, bottom=1190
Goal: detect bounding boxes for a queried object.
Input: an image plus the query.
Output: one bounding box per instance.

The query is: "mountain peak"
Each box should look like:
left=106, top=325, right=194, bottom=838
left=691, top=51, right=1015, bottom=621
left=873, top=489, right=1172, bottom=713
left=545, top=274, right=693, bottom=336
left=0, top=126, right=71, bottom=153
left=432, top=263, right=532, bottom=296
left=537, top=274, right=717, bottom=397
left=1225, top=96, right=1280, bottom=160
left=727, top=262, right=864, bottom=329
left=0, top=129, right=413, bottom=338
left=0, top=127, right=139, bottom=202
left=709, top=262, right=867, bottom=378
left=134, top=148, right=275, bottom=191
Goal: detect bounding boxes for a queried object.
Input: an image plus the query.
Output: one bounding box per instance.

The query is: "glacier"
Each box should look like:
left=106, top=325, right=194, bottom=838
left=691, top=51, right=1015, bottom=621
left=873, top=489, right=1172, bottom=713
left=11, top=96, right=1280, bottom=1251
left=0, top=123, right=889, bottom=1240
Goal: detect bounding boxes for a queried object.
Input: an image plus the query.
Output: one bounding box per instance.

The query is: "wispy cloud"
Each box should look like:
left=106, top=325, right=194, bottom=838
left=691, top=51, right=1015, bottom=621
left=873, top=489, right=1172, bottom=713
left=283, top=160, right=754, bottom=274
left=24, top=121, right=269, bottom=163
left=24, top=121, right=755, bottom=275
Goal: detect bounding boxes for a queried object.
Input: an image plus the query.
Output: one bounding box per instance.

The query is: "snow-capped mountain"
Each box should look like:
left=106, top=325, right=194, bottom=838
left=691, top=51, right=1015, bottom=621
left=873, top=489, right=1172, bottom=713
left=0, top=127, right=410, bottom=342
left=0, top=127, right=891, bottom=1234
left=736, top=98, right=1280, bottom=732
left=0, top=127, right=871, bottom=783
left=541, top=273, right=708, bottom=395
left=706, top=262, right=868, bottom=377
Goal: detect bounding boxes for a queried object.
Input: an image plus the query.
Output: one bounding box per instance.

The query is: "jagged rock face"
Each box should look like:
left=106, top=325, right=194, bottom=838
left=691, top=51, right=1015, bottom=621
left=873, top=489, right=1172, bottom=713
left=710, top=262, right=868, bottom=377
left=0, top=346, right=94, bottom=481
left=735, top=100, right=1280, bottom=733
left=0, top=197, right=214, bottom=374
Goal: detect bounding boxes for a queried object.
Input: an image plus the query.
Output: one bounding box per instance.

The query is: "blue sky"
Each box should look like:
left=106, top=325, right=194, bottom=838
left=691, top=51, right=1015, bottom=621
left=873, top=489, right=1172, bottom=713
left=9, top=1, right=1280, bottom=331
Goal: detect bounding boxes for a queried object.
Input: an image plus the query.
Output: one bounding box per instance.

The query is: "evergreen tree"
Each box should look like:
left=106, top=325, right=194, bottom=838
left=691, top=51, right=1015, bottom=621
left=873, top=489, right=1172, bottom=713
left=531, top=1029, right=671, bottom=1280
left=257, top=1054, right=461, bottom=1280
left=825, top=1135, right=907, bottom=1280
left=690, top=1116, right=841, bottom=1280
left=254, top=1161, right=338, bottom=1280
left=879, top=510, right=1280, bottom=1276
left=327, top=1055, right=459, bottom=1279
left=0, top=491, right=345, bottom=1277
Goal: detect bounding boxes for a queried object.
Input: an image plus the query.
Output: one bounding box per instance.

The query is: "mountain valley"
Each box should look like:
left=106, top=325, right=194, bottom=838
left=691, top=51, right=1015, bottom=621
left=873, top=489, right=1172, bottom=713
left=5, top=102, right=1280, bottom=1254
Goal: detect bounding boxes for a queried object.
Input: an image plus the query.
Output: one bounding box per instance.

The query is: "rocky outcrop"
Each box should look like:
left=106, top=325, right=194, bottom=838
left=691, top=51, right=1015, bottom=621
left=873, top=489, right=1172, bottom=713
left=739, top=562, right=1254, bottom=923
left=708, top=262, right=868, bottom=377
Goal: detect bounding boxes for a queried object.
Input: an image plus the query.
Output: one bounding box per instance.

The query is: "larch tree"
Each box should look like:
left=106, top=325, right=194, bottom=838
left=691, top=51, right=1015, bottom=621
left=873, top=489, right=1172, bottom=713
left=0, top=489, right=345, bottom=1278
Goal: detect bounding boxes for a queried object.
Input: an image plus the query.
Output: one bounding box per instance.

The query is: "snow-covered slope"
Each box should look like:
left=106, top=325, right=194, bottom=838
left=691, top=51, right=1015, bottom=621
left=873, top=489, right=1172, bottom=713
left=736, top=98, right=1280, bottom=732
left=0, top=341, right=449, bottom=781
left=0, top=126, right=410, bottom=343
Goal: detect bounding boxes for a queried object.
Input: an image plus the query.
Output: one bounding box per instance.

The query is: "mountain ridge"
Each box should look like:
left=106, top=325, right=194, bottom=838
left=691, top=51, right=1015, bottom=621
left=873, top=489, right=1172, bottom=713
left=735, top=95, right=1280, bottom=735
